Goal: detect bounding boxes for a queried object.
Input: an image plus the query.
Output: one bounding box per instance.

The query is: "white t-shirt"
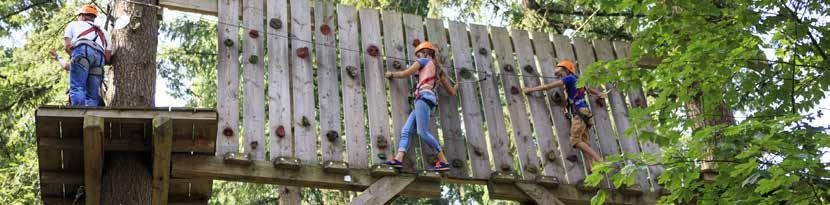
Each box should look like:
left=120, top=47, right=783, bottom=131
left=64, top=20, right=112, bottom=51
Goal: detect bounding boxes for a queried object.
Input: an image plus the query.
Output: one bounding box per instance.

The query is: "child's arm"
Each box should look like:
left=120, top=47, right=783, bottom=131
left=440, top=74, right=458, bottom=96
left=523, top=80, right=563, bottom=94
left=385, top=62, right=420, bottom=78
left=587, top=87, right=607, bottom=99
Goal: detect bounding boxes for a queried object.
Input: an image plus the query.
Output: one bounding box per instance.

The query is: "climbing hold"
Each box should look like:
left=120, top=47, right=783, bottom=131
left=376, top=136, right=388, bottom=149
left=594, top=97, right=606, bottom=107
left=546, top=151, right=557, bottom=162
left=248, top=55, right=259, bottom=64
left=367, top=45, right=380, bottom=57
left=296, top=47, right=309, bottom=59
left=473, top=146, right=483, bottom=156
left=326, top=130, right=339, bottom=142
left=500, top=164, right=511, bottom=171
left=269, top=18, right=283, bottom=30
left=459, top=68, right=473, bottom=79
left=503, top=64, right=514, bottom=72
left=451, top=159, right=464, bottom=168
left=635, top=98, right=647, bottom=107
left=526, top=165, right=539, bottom=174
left=222, top=127, right=234, bottom=137
left=248, top=30, right=259, bottom=38
left=346, top=66, right=359, bottom=78
left=411, top=39, right=421, bottom=48
left=320, top=24, right=331, bottom=35
left=223, top=39, right=234, bottom=47
left=392, top=61, right=402, bottom=70
left=523, top=65, right=534, bottom=74
left=478, top=48, right=488, bottom=55
left=552, top=92, right=565, bottom=105
left=301, top=116, right=311, bottom=127
left=276, top=126, right=286, bottom=138
left=377, top=153, right=387, bottom=160
left=511, top=86, right=520, bottom=95
left=250, top=141, right=259, bottom=149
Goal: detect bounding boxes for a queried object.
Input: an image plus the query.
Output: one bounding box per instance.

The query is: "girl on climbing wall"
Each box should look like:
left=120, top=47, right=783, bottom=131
left=383, top=41, right=458, bottom=171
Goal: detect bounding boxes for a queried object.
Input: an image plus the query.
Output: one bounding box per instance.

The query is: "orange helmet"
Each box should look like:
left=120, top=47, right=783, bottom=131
left=76, top=4, right=98, bottom=17
left=556, top=59, right=576, bottom=74
left=415, top=41, right=436, bottom=54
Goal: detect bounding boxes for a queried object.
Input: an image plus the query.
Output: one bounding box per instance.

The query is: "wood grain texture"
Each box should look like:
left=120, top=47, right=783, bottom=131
left=550, top=35, right=588, bottom=183
left=337, top=5, right=369, bottom=168
left=382, top=10, right=412, bottom=171
left=349, top=176, right=415, bottom=205
left=425, top=18, right=467, bottom=178
left=241, top=0, right=265, bottom=160
left=291, top=0, right=318, bottom=164
left=152, top=116, right=173, bottom=205
left=594, top=40, right=651, bottom=189
left=267, top=0, right=292, bottom=160
left=509, top=29, right=549, bottom=180
left=402, top=13, right=426, bottom=171
left=359, top=8, right=392, bottom=165
left=468, top=24, right=504, bottom=179
left=84, top=116, right=104, bottom=205
left=315, top=1, right=343, bottom=163
left=215, top=0, right=240, bottom=156
left=488, top=27, right=520, bottom=173
left=530, top=32, right=569, bottom=181
left=447, top=21, right=488, bottom=179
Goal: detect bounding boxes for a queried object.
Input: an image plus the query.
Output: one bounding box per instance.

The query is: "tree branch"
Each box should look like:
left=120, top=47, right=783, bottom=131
left=0, top=1, right=54, bottom=22
left=783, top=6, right=828, bottom=61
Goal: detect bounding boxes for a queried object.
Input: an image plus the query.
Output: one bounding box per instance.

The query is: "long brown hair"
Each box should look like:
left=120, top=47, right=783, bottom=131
left=419, top=49, right=450, bottom=88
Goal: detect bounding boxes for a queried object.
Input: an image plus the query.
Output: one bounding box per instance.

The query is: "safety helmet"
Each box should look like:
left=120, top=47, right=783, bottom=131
left=556, top=59, right=576, bottom=74
left=415, top=41, right=436, bottom=54
left=76, top=4, right=98, bottom=17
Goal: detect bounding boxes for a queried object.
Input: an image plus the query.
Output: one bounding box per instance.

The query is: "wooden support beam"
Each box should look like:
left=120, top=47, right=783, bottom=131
left=37, top=106, right=216, bottom=120
left=38, top=137, right=214, bottom=153
left=83, top=115, right=104, bottom=205
left=152, top=116, right=173, bottom=205
left=489, top=181, right=661, bottom=205
left=40, top=171, right=84, bottom=184
left=170, top=155, right=441, bottom=198
left=349, top=176, right=416, bottom=205
left=515, top=183, right=565, bottom=205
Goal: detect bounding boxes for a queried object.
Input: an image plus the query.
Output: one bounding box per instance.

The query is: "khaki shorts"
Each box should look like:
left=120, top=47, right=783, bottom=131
left=570, top=107, right=592, bottom=147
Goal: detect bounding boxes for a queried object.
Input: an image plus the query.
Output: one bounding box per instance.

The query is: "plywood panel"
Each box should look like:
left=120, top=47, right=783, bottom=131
left=468, top=24, right=504, bottom=178
left=315, top=1, right=343, bottom=163
left=337, top=5, right=369, bottom=168
left=291, top=0, right=318, bottom=164
left=425, top=18, right=467, bottom=177
left=241, top=0, right=265, bottom=160
left=215, top=0, right=240, bottom=156
left=381, top=10, right=412, bottom=172
left=530, top=31, right=569, bottom=181
left=488, top=27, right=518, bottom=173
left=267, top=0, right=292, bottom=160
left=550, top=35, right=587, bottom=183
left=359, top=8, right=392, bottom=165
left=402, top=13, right=425, bottom=172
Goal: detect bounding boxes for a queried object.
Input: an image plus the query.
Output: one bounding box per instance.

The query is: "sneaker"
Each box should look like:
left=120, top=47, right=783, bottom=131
left=384, top=159, right=403, bottom=168
left=427, top=161, right=450, bottom=171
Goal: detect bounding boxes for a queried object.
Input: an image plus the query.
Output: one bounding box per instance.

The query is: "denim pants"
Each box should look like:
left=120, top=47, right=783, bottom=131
left=69, top=44, right=104, bottom=106
left=397, top=91, right=442, bottom=154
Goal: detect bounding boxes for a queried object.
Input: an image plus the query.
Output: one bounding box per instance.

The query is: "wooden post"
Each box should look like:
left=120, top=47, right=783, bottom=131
left=350, top=176, right=416, bottom=205
left=515, top=183, right=565, bottom=205
left=315, top=0, right=344, bottom=164
left=242, top=0, right=266, bottom=161
left=83, top=115, right=104, bottom=205
left=152, top=116, right=173, bottom=205
left=215, top=0, right=240, bottom=156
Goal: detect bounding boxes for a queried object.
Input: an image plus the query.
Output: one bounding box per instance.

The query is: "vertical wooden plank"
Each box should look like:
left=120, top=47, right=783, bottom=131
left=152, top=117, right=172, bottom=205
left=468, top=24, right=504, bottom=179
left=381, top=10, right=412, bottom=171
left=359, top=8, right=391, bottom=165
left=337, top=5, right=369, bottom=168
left=594, top=40, right=651, bottom=189
left=267, top=0, right=292, bottom=160
left=488, top=27, right=519, bottom=174
left=279, top=187, right=302, bottom=205
left=612, top=41, right=663, bottom=190
left=291, top=0, right=318, bottom=164
left=447, top=21, right=489, bottom=179
left=315, top=1, right=343, bottom=163
left=425, top=18, right=467, bottom=177
left=512, top=29, right=555, bottom=180
left=530, top=31, right=570, bottom=182
left=498, top=29, right=542, bottom=180
left=573, top=37, right=614, bottom=187
left=241, top=0, right=265, bottom=160
left=83, top=116, right=104, bottom=205
left=402, top=14, right=431, bottom=171
left=584, top=40, right=623, bottom=161
left=550, top=35, right=587, bottom=183
left=215, top=0, right=240, bottom=156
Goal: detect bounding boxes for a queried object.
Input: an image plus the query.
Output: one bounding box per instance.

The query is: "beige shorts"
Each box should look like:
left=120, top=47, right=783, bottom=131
left=570, top=107, right=592, bottom=147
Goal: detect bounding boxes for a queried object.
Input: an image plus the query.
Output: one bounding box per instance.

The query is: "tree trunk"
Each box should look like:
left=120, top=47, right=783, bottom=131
left=102, top=0, right=160, bottom=203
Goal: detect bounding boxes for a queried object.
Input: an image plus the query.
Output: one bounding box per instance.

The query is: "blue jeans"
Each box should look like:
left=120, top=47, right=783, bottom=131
left=69, top=45, right=104, bottom=106
left=397, top=91, right=442, bottom=154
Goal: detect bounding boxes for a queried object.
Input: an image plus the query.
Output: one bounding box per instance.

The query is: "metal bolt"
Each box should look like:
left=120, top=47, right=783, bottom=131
left=346, top=66, right=359, bottom=78
left=320, top=24, right=331, bottom=35
left=276, top=126, right=286, bottom=138
left=326, top=131, right=339, bottom=142
left=223, top=39, right=234, bottom=47
left=411, top=39, right=421, bottom=47
left=250, top=141, right=259, bottom=149
left=511, top=86, right=520, bottom=95
left=248, top=55, right=259, bottom=64
left=222, top=127, right=234, bottom=137
left=523, top=65, right=534, bottom=74
left=478, top=48, right=487, bottom=55
left=248, top=30, right=259, bottom=38
left=269, top=18, right=282, bottom=30
left=301, top=116, right=311, bottom=127
left=367, top=45, right=380, bottom=57
left=503, top=64, right=514, bottom=72
left=392, top=61, right=402, bottom=69
left=296, top=47, right=309, bottom=59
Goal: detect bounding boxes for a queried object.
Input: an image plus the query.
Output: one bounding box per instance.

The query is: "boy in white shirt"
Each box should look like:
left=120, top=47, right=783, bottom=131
left=62, top=4, right=111, bottom=106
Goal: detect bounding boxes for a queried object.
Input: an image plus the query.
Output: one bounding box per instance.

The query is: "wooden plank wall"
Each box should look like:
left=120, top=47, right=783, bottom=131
left=211, top=0, right=663, bottom=189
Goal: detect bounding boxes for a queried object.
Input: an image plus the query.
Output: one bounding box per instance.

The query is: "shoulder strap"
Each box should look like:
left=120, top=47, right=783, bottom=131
left=77, top=22, right=107, bottom=49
